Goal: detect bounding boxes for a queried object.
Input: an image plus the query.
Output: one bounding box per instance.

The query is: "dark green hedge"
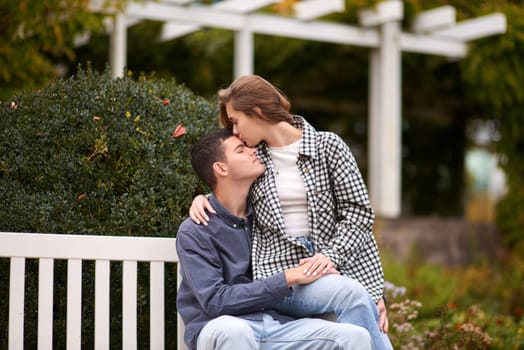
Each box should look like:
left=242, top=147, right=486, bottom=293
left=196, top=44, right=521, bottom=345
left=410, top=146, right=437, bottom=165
left=0, top=67, right=217, bottom=235
left=0, top=67, right=218, bottom=349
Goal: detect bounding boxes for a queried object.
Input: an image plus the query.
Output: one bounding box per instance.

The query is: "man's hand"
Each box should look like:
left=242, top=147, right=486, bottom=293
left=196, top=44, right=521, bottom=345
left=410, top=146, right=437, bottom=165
left=376, top=298, right=389, bottom=333
left=299, top=253, right=336, bottom=277
left=189, top=195, right=216, bottom=225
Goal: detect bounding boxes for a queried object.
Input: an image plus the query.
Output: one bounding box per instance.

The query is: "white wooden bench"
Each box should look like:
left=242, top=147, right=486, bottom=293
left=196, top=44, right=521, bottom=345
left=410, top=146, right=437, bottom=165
left=0, top=231, right=187, bottom=350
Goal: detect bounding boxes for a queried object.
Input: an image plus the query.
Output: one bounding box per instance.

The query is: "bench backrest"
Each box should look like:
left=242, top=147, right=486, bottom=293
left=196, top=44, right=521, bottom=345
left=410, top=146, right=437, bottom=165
left=0, top=231, right=187, bottom=350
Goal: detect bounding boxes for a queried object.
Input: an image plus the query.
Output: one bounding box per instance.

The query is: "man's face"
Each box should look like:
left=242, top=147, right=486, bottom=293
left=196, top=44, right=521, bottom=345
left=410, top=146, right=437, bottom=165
left=221, top=136, right=265, bottom=182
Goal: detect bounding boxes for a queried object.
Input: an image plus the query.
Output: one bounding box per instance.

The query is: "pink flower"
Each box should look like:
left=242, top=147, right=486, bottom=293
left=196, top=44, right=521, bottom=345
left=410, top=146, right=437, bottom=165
left=172, top=123, right=187, bottom=138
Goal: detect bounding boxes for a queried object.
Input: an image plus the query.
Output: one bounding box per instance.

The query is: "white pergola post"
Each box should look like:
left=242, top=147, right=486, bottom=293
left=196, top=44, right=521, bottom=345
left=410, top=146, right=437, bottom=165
left=234, top=26, right=254, bottom=77
left=110, top=12, right=127, bottom=79
left=362, top=1, right=403, bottom=218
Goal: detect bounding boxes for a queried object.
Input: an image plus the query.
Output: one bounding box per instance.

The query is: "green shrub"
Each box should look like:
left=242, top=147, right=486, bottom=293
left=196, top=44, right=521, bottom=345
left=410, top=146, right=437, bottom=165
left=0, top=66, right=218, bottom=349
left=0, top=67, right=217, bottom=235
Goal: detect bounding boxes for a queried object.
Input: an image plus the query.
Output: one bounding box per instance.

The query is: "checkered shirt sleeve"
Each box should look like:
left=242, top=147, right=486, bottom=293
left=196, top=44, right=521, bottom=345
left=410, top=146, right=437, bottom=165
left=250, top=116, right=385, bottom=302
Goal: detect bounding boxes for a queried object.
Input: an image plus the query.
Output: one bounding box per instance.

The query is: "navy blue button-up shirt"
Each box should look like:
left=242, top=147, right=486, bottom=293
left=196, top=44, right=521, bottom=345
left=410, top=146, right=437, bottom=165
left=176, top=194, right=293, bottom=350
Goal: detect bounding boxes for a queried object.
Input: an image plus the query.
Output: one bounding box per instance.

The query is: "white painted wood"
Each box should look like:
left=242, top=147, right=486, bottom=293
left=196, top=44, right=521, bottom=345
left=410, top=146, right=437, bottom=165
left=8, top=257, right=25, bottom=350
left=0, top=232, right=178, bottom=261
left=38, top=258, right=54, bottom=350
left=110, top=12, right=127, bottom=78
left=95, top=260, right=110, bottom=350
left=294, top=0, right=344, bottom=21
left=250, top=14, right=380, bottom=47
left=67, top=259, right=82, bottom=350
left=212, top=0, right=279, bottom=13
left=160, top=0, right=195, bottom=5
left=123, top=2, right=381, bottom=47
left=368, top=49, right=381, bottom=213
left=359, top=0, right=403, bottom=27
left=433, top=13, right=507, bottom=41
left=400, top=32, right=467, bottom=58
left=119, top=1, right=493, bottom=57
left=1, top=232, right=183, bottom=350
left=150, top=262, right=165, bottom=350
left=177, top=263, right=188, bottom=350
left=376, top=20, right=402, bottom=218
left=234, top=26, right=254, bottom=78
left=160, top=22, right=201, bottom=41
left=122, top=261, right=138, bottom=350
left=412, top=6, right=455, bottom=33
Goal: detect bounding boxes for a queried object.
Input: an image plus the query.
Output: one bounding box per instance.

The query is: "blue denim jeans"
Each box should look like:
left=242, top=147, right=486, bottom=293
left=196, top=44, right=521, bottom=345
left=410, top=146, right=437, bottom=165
left=197, top=314, right=372, bottom=350
left=275, top=274, right=393, bottom=350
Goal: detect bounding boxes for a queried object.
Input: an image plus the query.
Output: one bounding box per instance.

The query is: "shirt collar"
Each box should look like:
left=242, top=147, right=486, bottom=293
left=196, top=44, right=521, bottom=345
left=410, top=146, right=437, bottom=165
left=291, top=115, right=317, bottom=160
left=209, top=193, right=253, bottom=229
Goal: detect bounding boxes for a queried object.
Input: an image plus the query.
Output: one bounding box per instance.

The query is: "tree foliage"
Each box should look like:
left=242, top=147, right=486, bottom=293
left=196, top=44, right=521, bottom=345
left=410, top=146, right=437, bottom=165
left=0, top=0, right=112, bottom=99
left=460, top=1, right=524, bottom=247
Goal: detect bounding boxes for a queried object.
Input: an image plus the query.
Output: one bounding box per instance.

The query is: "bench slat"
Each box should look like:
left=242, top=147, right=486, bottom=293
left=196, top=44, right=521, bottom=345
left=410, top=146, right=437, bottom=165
left=123, top=260, right=137, bottom=350
left=95, top=260, right=110, bottom=350
left=9, top=257, right=25, bottom=350
left=0, top=232, right=178, bottom=262
left=38, top=258, right=54, bottom=350
left=67, top=259, right=82, bottom=350
left=150, top=261, right=165, bottom=350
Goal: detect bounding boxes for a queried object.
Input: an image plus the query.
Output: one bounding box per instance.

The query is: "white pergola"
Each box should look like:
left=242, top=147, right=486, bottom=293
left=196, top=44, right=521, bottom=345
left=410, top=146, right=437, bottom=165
left=90, top=0, right=506, bottom=218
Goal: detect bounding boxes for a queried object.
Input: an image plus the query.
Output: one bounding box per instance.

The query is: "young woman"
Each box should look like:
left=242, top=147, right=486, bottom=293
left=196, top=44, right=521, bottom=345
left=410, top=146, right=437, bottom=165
left=190, top=75, right=393, bottom=349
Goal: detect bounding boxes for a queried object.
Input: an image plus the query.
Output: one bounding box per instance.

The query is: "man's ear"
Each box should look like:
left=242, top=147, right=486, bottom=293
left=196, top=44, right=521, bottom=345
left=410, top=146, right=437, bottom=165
left=213, top=162, right=228, bottom=176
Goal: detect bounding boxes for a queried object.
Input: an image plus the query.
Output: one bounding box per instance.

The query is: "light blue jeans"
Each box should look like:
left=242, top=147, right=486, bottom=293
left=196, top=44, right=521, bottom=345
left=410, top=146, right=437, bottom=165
left=197, top=314, right=372, bottom=350
left=275, top=274, right=393, bottom=350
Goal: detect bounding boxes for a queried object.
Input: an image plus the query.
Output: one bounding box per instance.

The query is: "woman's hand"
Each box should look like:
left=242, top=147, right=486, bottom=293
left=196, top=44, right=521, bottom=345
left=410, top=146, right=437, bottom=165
left=189, top=195, right=216, bottom=225
left=376, top=298, right=389, bottom=333
left=299, top=253, right=337, bottom=277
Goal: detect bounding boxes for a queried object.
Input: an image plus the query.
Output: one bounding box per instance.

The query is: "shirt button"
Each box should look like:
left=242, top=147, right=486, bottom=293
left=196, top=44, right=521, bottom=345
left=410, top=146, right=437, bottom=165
left=233, top=224, right=237, bottom=228
left=304, top=168, right=310, bottom=173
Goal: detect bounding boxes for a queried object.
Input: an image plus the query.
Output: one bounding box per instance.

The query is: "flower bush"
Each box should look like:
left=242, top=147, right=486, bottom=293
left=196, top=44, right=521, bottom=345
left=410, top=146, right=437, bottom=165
left=384, top=252, right=524, bottom=350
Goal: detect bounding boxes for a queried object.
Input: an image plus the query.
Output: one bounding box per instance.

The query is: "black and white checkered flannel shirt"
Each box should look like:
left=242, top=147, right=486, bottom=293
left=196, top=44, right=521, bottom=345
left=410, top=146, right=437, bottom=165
left=249, top=116, right=385, bottom=302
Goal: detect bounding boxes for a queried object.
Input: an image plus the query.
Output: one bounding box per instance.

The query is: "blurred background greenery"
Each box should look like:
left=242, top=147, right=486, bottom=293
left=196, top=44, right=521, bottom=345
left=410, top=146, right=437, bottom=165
left=1, top=0, right=523, bottom=348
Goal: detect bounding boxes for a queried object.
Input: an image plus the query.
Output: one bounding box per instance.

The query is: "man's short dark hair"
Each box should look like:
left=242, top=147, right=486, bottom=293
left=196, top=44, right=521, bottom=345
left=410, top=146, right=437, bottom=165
left=190, top=128, right=234, bottom=190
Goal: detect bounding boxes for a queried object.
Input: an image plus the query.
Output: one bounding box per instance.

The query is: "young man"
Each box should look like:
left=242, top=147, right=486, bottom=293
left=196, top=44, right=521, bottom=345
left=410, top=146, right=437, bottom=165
left=176, top=128, right=372, bottom=350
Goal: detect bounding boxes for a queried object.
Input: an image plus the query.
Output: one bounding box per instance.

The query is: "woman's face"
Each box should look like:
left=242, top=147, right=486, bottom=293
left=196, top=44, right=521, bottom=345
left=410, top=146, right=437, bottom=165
left=225, top=102, right=266, bottom=147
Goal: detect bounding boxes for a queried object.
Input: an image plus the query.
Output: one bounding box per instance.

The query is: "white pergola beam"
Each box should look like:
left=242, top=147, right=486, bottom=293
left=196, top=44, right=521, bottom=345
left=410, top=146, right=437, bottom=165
left=412, top=6, right=456, bottom=33
left=400, top=32, right=466, bottom=58
left=294, top=0, right=345, bottom=21
left=124, top=2, right=381, bottom=47
left=433, top=13, right=507, bottom=41
left=359, top=0, right=403, bottom=27
left=159, top=0, right=280, bottom=42
left=126, top=2, right=469, bottom=58
left=160, top=22, right=201, bottom=41
left=159, top=0, right=195, bottom=4
left=212, top=0, right=279, bottom=13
